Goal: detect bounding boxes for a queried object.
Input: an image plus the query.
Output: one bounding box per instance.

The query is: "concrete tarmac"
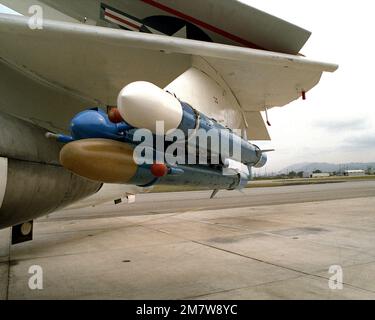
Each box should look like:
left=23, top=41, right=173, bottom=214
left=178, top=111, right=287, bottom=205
left=1, top=181, right=375, bottom=299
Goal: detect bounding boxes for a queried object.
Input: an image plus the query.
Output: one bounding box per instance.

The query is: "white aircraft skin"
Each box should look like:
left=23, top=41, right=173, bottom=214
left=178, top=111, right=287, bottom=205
left=1, top=0, right=311, bottom=53
left=0, top=0, right=337, bottom=240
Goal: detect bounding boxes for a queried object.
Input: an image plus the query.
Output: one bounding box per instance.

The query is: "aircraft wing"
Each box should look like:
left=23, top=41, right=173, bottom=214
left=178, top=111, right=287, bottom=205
left=3, top=0, right=312, bottom=53
left=0, top=14, right=338, bottom=140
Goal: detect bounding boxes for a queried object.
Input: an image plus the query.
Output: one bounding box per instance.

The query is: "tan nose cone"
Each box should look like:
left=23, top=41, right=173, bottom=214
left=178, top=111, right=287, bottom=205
left=60, top=139, right=138, bottom=184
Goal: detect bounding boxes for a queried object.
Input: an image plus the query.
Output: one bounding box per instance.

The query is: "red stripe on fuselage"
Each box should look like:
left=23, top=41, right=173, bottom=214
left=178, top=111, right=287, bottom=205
left=140, top=0, right=265, bottom=50
left=105, top=11, right=140, bottom=30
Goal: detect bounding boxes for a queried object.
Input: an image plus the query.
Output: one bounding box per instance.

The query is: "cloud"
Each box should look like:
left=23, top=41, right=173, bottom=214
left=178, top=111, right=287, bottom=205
left=314, top=118, right=369, bottom=132
left=342, top=134, right=375, bottom=149
left=0, top=4, right=21, bottom=15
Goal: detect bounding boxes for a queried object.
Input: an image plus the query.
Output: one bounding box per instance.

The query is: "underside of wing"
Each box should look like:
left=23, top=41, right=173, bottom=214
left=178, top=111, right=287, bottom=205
left=3, top=0, right=312, bottom=53
left=0, top=14, right=337, bottom=140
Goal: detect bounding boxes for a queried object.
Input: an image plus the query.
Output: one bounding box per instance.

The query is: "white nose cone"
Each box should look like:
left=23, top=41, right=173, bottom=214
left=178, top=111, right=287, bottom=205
left=118, top=81, right=183, bottom=134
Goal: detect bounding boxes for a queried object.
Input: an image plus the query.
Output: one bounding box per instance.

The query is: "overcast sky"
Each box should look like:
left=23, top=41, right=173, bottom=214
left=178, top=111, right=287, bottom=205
left=0, top=4, right=19, bottom=15
left=1, top=1, right=374, bottom=172
left=244, top=0, right=375, bottom=172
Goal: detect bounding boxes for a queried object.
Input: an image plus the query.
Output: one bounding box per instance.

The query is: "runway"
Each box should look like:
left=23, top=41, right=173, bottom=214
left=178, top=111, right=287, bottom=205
left=1, top=181, right=375, bottom=299
left=46, top=180, right=375, bottom=220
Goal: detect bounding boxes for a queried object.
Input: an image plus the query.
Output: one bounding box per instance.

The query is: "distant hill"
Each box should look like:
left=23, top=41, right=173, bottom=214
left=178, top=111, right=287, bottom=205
left=280, top=162, right=375, bottom=174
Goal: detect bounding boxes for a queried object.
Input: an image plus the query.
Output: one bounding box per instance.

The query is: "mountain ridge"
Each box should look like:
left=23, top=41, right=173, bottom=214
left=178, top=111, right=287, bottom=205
left=280, top=162, right=375, bottom=173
